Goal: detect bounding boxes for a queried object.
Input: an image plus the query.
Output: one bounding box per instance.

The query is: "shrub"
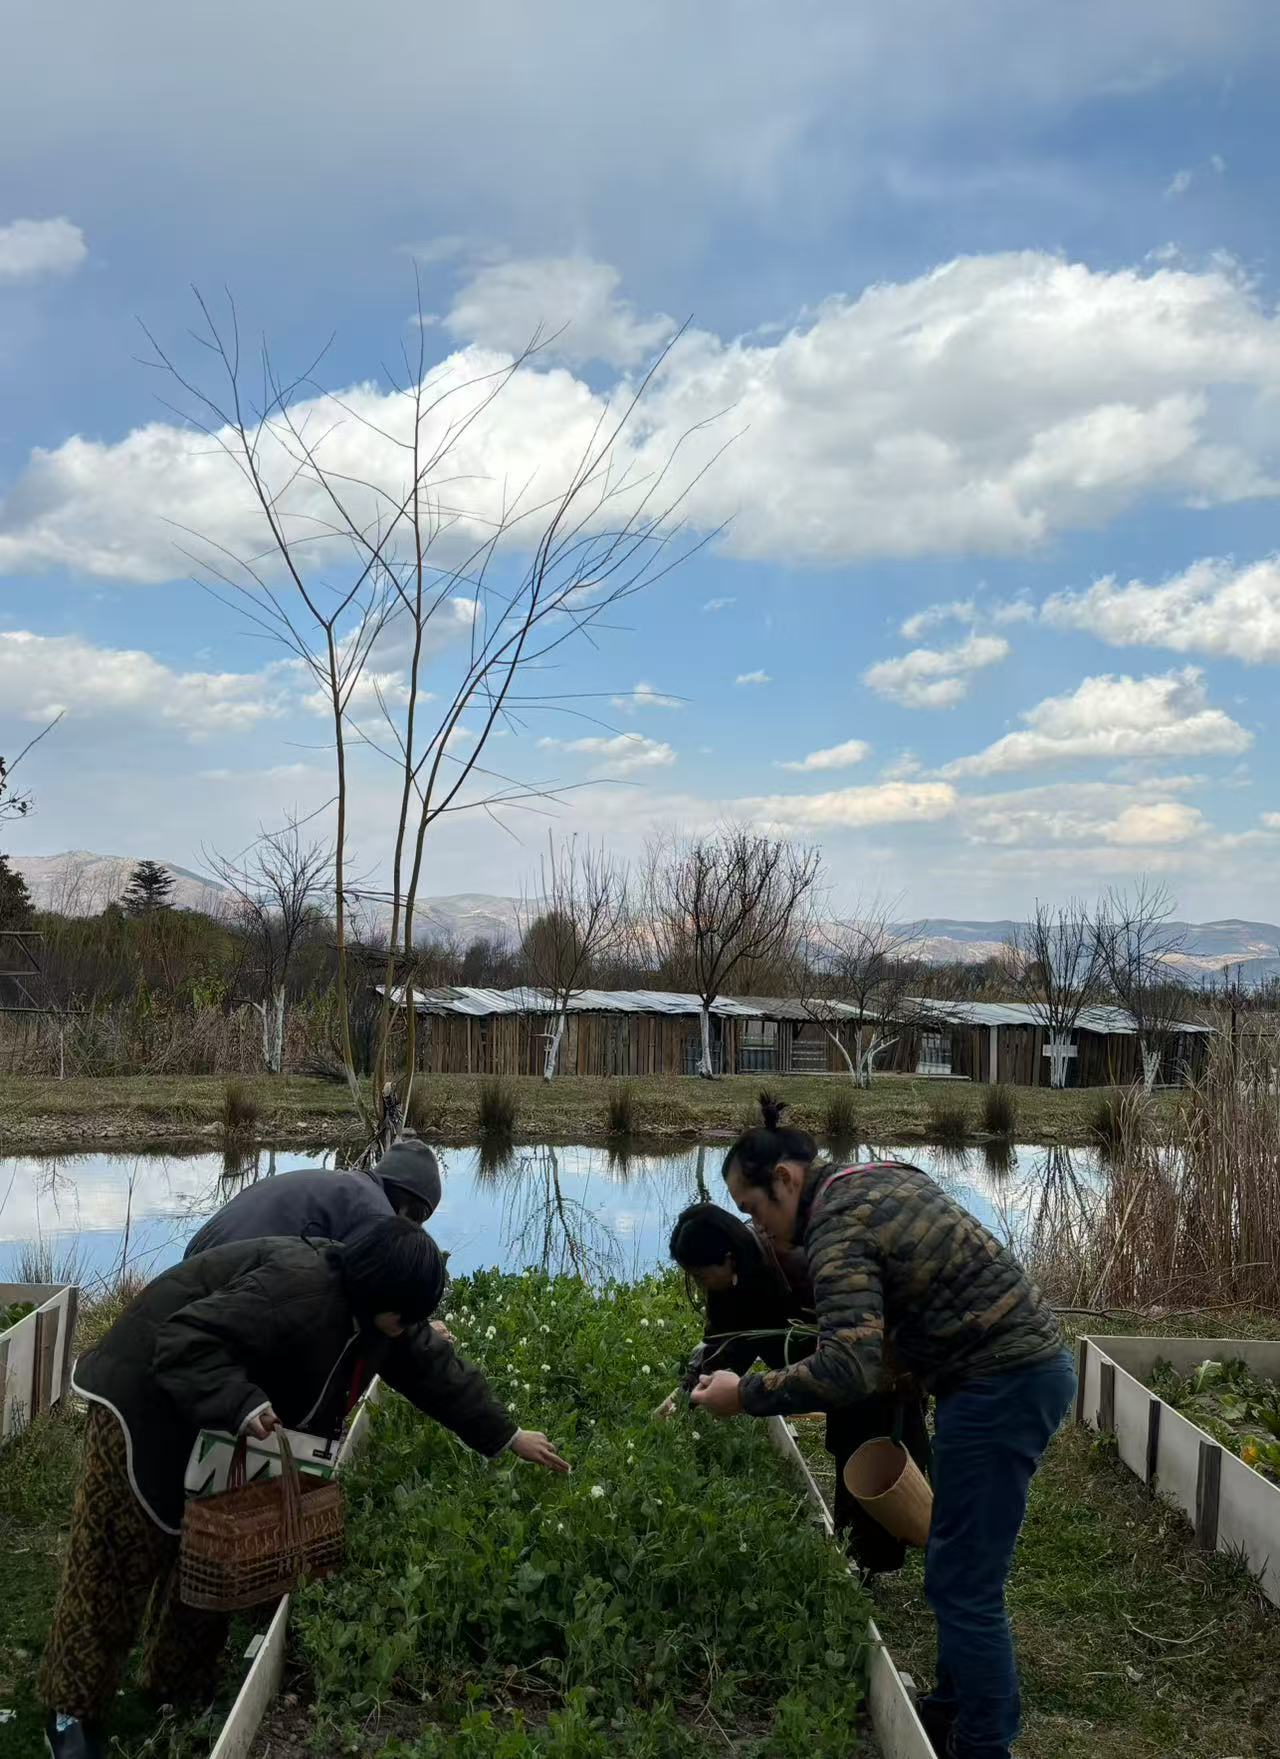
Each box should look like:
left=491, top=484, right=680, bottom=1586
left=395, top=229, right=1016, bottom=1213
left=927, top=1095, right=971, bottom=1148
left=289, top=1268, right=873, bottom=1756
left=476, top=1076, right=516, bottom=1138
left=823, top=1085, right=859, bottom=1144
left=221, top=1076, right=259, bottom=1139
left=605, top=1081, right=636, bottom=1137
left=981, top=1084, right=1016, bottom=1139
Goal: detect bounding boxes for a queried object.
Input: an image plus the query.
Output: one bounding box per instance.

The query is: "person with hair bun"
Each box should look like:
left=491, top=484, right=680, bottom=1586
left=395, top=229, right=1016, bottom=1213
left=669, top=1131, right=928, bottom=1574
left=690, top=1096, right=1075, bottom=1759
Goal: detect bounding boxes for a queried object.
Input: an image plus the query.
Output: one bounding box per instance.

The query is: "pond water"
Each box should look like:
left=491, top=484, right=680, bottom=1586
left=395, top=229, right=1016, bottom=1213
left=0, top=1139, right=1105, bottom=1290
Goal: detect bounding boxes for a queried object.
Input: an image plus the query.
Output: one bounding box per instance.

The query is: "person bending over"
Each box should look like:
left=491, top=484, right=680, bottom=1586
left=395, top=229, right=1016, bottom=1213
left=669, top=1191, right=929, bottom=1575
left=690, top=1100, right=1074, bottom=1759
left=41, top=1218, right=568, bottom=1759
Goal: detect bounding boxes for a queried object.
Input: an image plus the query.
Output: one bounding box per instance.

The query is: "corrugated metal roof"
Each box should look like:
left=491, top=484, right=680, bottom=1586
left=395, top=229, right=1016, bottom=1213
left=382, top=985, right=1208, bottom=1033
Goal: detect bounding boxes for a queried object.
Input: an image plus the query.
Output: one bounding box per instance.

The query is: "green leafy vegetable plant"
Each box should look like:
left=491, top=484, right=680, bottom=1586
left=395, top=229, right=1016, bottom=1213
left=288, top=1268, right=873, bottom=1757
left=0, top=1300, right=36, bottom=1333
left=1150, top=1356, right=1280, bottom=1483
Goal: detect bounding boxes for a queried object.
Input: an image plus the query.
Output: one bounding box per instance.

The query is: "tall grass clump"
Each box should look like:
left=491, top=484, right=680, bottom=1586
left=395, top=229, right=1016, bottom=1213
left=928, top=1094, right=971, bottom=1149
left=1083, top=1034, right=1280, bottom=1312
left=604, top=1081, right=636, bottom=1137
left=981, top=1084, right=1016, bottom=1139
left=221, top=1076, right=260, bottom=1140
left=1088, top=1089, right=1128, bottom=1154
left=476, top=1076, right=517, bottom=1139
left=405, top=1081, right=446, bottom=1138
left=823, top=1085, right=859, bottom=1144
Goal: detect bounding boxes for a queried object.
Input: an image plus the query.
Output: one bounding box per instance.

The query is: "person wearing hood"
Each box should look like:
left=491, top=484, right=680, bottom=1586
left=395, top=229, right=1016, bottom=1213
left=183, top=1137, right=444, bottom=1259
left=39, top=1217, right=570, bottom=1759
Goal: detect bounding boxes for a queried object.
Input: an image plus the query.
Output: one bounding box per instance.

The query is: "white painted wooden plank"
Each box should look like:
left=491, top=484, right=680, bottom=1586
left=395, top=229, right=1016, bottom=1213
left=207, top=1594, right=290, bottom=1759
left=1217, top=1448, right=1280, bottom=1608
left=1152, top=1402, right=1203, bottom=1524
left=1, top=1283, right=74, bottom=1442
left=1099, top=1335, right=1280, bottom=1381
left=766, top=1417, right=934, bottom=1759
left=1113, top=1363, right=1152, bottom=1484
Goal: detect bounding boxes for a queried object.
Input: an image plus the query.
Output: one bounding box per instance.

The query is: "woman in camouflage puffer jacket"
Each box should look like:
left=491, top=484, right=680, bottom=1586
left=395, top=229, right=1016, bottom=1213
left=690, top=1097, right=1076, bottom=1759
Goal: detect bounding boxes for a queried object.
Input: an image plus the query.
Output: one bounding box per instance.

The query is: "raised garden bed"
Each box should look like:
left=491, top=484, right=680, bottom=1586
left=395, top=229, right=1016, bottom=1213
left=1077, top=1334, right=1280, bottom=1608
left=208, top=1270, right=930, bottom=1759
left=0, top=1280, right=77, bottom=1444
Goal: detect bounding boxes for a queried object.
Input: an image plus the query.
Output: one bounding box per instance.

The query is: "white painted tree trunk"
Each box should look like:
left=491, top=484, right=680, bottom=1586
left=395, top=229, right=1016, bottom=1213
left=698, top=1004, right=714, bottom=1078
left=1045, top=1031, right=1073, bottom=1089
left=543, top=1013, right=567, bottom=1082
left=255, top=988, right=287, bottom=1073
left=826, top=1027, right=858, bottom=1082
left=1141, top=1043, right=1160, bottom=1094
left=856, top=1030, right=897, bottom=1089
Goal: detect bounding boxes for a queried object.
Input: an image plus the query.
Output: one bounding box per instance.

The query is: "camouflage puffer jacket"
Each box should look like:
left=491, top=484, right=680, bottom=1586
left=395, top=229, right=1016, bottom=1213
left=739, top=1160, right=1063, bottom=1418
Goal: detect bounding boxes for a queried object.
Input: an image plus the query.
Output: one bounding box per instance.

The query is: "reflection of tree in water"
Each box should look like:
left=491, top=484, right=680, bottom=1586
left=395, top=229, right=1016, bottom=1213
left=219, top=1144, right=280, bottom=1186
left=496, top=1146, right=623, bottom=1282
left=996, top=1145, right=1099, bottom=1304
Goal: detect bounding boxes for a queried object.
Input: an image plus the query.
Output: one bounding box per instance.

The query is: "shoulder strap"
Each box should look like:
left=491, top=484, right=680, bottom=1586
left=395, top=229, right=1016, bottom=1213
left=813, top=1161, right=898, bottom=1210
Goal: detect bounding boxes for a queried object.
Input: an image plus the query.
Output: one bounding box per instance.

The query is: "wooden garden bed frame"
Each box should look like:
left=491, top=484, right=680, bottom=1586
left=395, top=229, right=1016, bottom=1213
left=0, top=1280, right=77, bottom=1445
left=1077, top=1334, right=1280, bottom=1609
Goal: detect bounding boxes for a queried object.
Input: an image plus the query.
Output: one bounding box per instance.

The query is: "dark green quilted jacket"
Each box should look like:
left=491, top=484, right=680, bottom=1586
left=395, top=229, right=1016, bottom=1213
left=740, top=1160, right=1063, bottom=1418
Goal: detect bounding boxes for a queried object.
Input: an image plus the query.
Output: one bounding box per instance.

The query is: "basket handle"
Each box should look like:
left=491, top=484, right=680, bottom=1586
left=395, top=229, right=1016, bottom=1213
left=275, top=1429, right=305, bottom=1561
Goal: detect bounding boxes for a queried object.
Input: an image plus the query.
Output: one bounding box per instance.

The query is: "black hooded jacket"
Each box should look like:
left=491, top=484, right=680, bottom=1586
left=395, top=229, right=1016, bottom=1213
left=183, top=1141, right=442, bottom=1259
left=74, top=1235, right=515, bottom=1532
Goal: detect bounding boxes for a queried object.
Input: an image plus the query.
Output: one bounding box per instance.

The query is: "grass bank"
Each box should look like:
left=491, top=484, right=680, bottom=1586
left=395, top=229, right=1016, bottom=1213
left=0, top=1072, right=1154, bottom=1152
left=796, top=1312, right=1280, bottom=1759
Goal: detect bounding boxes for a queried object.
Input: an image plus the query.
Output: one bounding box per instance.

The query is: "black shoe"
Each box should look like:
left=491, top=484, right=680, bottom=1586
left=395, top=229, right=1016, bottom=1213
left=916, top=1700, right=956, bottom=1759
left=44, top=1712, right=105, bottom=1759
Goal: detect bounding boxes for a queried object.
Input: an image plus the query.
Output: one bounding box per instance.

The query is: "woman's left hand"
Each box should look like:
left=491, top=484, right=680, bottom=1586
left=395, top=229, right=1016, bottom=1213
left=430, top=1319, right=454, bottom=1342
left=690, top=1370, right=743, bottom=1417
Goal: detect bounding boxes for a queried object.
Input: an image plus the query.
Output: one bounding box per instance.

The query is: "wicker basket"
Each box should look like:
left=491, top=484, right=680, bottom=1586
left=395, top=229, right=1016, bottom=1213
left=180, top=1428, right=345, bottom=1611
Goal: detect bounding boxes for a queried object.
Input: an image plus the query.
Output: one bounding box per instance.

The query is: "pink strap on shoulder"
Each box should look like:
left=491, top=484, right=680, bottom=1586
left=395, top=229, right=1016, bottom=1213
left=814, top=1162, right=895, bottom=1209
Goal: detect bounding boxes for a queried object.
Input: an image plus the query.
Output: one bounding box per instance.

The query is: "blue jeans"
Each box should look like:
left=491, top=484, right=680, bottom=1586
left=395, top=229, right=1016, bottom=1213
left=919, top=1349, right=1076, bottom=1759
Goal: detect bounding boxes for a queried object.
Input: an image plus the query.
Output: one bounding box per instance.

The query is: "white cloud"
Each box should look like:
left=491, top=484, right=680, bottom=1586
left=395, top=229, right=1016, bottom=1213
left=702, top=597, right=735, bottom=612
left=735, top=669, right=771, bottom=686
left=611, top=681, right=681, bottom=713
left=775, top=739, right=871, bottom=773
left=943, top=666, right=1251, bottom=777
left=0, top=217, right=86, bottom=281
left=0, top=629, right=279, bottom=737
left=992, top=598, right=1036, bottom=624
left=863, top=634, right=1009, bottom=709
left=1043, top=555, right=1280, bottom=663
left=959, top=778, right=1206, bottom=850
left=1210, top=153, right=1227, bottom=175
left=738, top=780, right=957, bottom=830
left=1165, top=168, right=1194, bottom=199
left=900, top=599, right=976, bottom=639
left=880, top=751, right=922, bottom=780
left=443, top=256, right=673, bottom=368
left=537, top=732, right=676, bottom=775
left=10, top=250, right=1280, bottom=582
left=1263, top=812, right=1280, bottom=831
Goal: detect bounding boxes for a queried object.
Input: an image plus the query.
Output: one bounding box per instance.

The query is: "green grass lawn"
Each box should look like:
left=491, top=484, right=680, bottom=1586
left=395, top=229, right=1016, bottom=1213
left=797, top=1312, right=1280, bottom=1759
left=0, top=1071, right=1153, bottom=1151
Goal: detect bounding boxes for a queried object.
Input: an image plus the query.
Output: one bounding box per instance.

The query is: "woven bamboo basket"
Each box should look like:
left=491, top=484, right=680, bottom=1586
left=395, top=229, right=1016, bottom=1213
left=180, top=1428, right=344, bottom=1611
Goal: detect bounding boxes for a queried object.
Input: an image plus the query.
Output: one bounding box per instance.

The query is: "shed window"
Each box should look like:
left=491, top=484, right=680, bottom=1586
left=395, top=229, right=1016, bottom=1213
left=917, top=1030, right=952, bottom=1075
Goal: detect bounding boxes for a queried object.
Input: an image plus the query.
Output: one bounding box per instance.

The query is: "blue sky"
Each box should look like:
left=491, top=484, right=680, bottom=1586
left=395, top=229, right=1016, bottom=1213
left=3, top=0, right=1280, bottom=919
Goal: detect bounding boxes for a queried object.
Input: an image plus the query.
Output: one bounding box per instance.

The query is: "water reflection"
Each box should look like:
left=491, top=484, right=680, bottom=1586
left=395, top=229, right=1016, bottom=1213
left=0, top=1139, right=1110, bottom=1289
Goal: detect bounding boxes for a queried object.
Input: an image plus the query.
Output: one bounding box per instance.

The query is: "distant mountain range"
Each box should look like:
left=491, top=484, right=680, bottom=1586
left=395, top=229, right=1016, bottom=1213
left=8, top=854, right=1279, bottom=984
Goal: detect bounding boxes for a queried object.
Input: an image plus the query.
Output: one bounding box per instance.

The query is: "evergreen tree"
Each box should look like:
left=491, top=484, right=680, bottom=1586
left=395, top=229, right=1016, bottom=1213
left=123, top=859, right=176, bottom=917
left=0, top=854, right=35, bottom=930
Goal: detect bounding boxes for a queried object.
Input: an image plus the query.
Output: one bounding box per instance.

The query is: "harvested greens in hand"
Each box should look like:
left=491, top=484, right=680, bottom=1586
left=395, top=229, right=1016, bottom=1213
left=1150, top=1356, right=1280, bottom=1482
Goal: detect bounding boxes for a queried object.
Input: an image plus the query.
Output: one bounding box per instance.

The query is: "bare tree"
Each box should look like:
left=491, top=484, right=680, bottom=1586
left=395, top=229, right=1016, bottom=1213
left=799, top=896, right=919, bottom=1087
left=207, top=820, right=334, bottom=1073
left=144, top=290, right=723, bottom=1149
left=517, top=835, right=629, bottom=1081
left=1003, top=900, right=1101, bottom=1088
left=1093, top=880, right=1190, bottom=1093
left=646, top=826, right=820, bottom=1078
left=0, top=716, right=61, bottom=823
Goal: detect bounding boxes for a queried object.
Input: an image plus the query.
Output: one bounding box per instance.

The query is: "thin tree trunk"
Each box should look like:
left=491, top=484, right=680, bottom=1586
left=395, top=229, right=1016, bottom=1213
left=1046, top=1031, right=1073, bottom=1089
left=824, top=1026, right=859, bottom=1082
left=698, top=1004, right=714, bottom=1078
left=544, top=1013, right=567, bottom=1082
left=1141, top=1043, right=1160, bottom=1095
left=271, top=986, right=286, bottom=1074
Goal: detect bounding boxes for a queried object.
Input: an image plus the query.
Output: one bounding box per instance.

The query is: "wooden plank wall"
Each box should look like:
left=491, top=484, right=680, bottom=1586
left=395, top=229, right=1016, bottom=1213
left=408, top=1007, right=1203, bottom=1087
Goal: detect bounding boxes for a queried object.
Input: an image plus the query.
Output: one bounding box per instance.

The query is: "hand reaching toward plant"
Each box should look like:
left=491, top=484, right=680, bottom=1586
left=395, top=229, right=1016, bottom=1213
left=244, top=1405, right=282, bottom=1440
left=430, top=1319, right=454, bottom=1341
left=690, top=1370, right=743, bottom=1417
left=511, top=1429, right=571, bottom=1472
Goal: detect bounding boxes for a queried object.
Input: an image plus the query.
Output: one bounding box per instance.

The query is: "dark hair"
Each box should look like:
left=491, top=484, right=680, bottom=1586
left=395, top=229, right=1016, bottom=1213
left=721, top=1091, right=819, bottom=1192
left=339, top=1216, right=446, bottom=1326
left=669, top=1202, right=764, bottom=1271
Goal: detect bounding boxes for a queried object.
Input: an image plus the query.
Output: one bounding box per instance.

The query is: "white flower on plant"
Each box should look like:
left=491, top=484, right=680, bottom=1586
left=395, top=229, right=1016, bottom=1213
left=639, top=1318, right=650, bottom=1328
left=641, top=1365, right=652, bottom=1375
left=484, top=1325, right=496, bottom=1339
left=519, top=1337, right=528, bottom=1347
left=541, top=1364, right=551, bottom=1373
left=691, top=1431, right=701, bottom=1441
left=540, top=1323, right=551, bottom=1334
left=739, top=1542, right=748, bottom=1553
left=655, top=1319, right=665, bottom=1328
left=590, top=1484, right=606, bottom=1499
left=557, top=1522, right=566, bottom=1532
